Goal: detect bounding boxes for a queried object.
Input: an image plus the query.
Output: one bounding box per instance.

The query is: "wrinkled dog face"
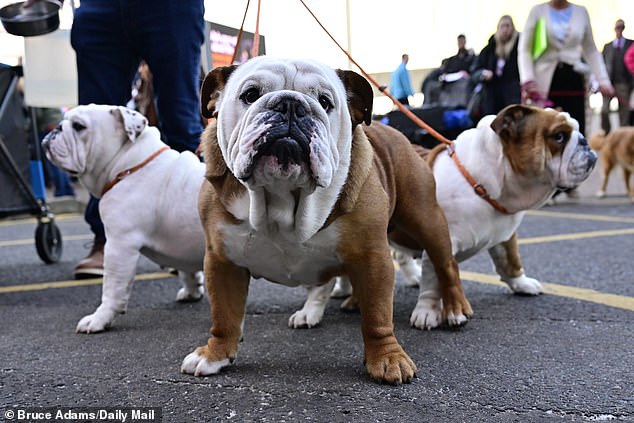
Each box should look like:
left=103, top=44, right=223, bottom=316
left=490, top=105, right=597, bottom=190
left=42, top=104, right=147, bottom=176
left=212, top=57, right=354, bottom=192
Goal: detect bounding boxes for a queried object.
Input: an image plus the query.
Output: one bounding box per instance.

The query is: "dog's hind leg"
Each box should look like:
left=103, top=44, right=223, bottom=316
left=623, top=168, right=633, bottom=199
left=394, top=206, right=472, bottom=329
left=392, top=250, right=421, bottom=287
left=176, top=271, right=204, bottom=302
left=288, top=279, right=335, bottom=328
left=488, top=233, right=542, bottom=295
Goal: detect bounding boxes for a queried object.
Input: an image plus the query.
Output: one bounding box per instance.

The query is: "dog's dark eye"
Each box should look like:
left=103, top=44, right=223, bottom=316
left=318, top=94, right=333, bottom=112
left=553, top=131, right=568, bottom=144
left=240, top=87, right=261, bottom=105
left=72, top=122, right=87, bottom=132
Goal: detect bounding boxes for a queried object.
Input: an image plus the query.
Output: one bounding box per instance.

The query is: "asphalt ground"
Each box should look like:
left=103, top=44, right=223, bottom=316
left=1, top=156, right=633, bottom=422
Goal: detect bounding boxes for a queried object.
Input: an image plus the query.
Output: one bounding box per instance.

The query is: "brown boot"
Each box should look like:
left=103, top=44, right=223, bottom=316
left=74, top=239, right=105, bottom=279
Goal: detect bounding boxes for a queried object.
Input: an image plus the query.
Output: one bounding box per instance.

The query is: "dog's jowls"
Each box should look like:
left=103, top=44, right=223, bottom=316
left=42, top=105, right=206, bottom=332
left=180, top=57, right=472, bottom=384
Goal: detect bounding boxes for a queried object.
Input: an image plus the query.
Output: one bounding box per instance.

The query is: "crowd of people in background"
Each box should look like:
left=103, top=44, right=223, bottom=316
left=25, top=0, right=634, bottom=279
left=393, top=0, right=633, bottom=135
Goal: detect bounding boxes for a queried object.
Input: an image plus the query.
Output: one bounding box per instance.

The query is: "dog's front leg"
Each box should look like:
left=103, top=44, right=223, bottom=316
left=181, top=252, right=249, bottom=376
left=347, top=251, right=417, bottom=384
left=76, top=240, right=140, bottom=333
left=488, top=233, right=542, bottom=295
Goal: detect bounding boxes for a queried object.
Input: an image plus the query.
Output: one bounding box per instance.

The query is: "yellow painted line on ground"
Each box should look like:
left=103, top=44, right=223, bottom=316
left=2, top=268, right=633, bottom=313
left=3, top=227, right=632, bottom=249
left=0, top=272, right=173, bottom=294
left=461, top=271, right=634, bottom=312
left=518, top=227, right=634, bottom=245
left=526, top=209, right=634, bottom=224
left=0, top=233, right=93, bottom=248
left=0, top=213, right=84, bottom=227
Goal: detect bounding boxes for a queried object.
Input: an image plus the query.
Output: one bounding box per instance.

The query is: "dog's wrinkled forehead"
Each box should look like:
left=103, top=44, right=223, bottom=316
left=490, top=104, right=579, bottom=141
left=223, top=57, right=346, bottom=106
left=63, top=104, right=147, bottom=141
left=543, top=108, right=579, bottom=131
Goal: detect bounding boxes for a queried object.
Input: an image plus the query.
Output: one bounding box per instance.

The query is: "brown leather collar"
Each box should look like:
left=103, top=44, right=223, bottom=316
left=101, top=146, right=170, bottom=196
left=446, top=142, right=511, bottom=215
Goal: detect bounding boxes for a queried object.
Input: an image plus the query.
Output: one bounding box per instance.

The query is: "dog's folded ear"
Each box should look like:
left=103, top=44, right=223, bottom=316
left=112, top=106, right=148, bottom=142
left=336, top=69, right=373, bottom=128
left=490, top=104, right=537, bottom=141
left=200, top=65, right=239, bottom=119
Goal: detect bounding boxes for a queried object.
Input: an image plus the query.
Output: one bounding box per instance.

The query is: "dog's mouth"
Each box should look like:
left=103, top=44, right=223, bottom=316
left=239, top=103, right=315, bottom=183
left=239, top=135, right=311, bottom=183
left=256, top=136, right=310, bottom=168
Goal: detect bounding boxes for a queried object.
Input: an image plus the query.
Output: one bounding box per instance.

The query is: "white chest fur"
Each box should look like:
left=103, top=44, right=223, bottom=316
left=219, top=220, right=342, bottom=287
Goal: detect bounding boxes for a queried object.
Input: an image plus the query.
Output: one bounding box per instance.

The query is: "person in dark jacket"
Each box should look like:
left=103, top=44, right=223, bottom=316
left=600, top=19, right=633, bottom=132
left=472, top=15, right=521, bottom=116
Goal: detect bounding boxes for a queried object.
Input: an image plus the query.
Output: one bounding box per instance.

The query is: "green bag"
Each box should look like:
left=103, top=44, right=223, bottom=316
left=532, top=17, right=548, bottom=60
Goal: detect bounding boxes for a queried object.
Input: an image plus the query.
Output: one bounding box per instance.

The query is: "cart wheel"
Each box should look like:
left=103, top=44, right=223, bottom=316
left=35, top=221, right=63, bottom=264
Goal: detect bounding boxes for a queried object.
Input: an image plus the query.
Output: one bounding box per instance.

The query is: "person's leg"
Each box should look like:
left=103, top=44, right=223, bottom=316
left=549, top=64, right=586, bottom=134
left=71, top=0, right=139, bottom=277
left=131, top=0, right=205, bottom=153
left=615, top=82, right=631, bottom=128
left=548, top=64, right=586, bottom=199
left=600, top=94, right=613, bottom=133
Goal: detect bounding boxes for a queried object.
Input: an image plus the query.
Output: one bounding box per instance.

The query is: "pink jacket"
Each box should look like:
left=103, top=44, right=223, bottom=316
left=626, top=43, right=634, bottom=75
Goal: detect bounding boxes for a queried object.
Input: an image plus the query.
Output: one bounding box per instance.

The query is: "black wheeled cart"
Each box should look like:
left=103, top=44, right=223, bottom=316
left=0, top=63, right=62, bottom=263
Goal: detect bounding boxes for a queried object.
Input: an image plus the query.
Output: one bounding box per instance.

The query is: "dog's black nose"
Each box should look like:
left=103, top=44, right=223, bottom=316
left=578, top=135, right=588, bottom=147
left=272, top=97, right=307, bottom=119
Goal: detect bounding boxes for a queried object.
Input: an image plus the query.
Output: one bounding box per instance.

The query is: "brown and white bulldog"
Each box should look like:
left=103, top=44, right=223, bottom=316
left=180, top=57, right=472, bottom=384
left=290, top=105, right=598, bottom=330
left=589, top=127, right=634, bottom=200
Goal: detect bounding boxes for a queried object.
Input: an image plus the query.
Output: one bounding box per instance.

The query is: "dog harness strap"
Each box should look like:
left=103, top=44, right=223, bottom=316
left=101, top=146, right=171, bottom=196
left=447, top=142, right=511, bottom=215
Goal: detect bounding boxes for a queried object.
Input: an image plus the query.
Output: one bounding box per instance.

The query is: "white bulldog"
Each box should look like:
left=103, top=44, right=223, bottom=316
left=42, top=104, right=206, bottom=333
left=290, top=105, right=598, bottom=330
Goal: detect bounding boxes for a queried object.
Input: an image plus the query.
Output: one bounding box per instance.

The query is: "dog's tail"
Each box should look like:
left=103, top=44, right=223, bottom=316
left=589, top=130, right=607, bottom=151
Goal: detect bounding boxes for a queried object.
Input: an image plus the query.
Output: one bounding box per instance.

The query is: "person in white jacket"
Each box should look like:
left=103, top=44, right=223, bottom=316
left=518, top=0, right=614, bottom=135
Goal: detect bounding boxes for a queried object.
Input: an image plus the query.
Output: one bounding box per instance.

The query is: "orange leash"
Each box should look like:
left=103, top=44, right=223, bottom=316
left=297, top=0, right=452, bottom=147
left=297, top=0, right=511, bottom=214
left=230, top=0, right=251, bottom=65
left=252, top=0, right=261, bottom=57
left=446, top=144, right=510, bottom=214
left=101, top=146, right=170, bottom=197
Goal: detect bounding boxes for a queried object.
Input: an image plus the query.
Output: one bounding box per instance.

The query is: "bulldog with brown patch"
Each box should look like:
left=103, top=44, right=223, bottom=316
left=180, top=57, right=472, bottom=384
left=290, top=105, right=597, bottom=331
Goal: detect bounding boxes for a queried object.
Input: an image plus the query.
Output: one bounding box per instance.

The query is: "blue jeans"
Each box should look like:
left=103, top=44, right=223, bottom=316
left=70, top=0, right=205, bottom=242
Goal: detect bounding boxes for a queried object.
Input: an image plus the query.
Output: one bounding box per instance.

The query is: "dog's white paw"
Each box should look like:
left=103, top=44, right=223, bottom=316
left=507, top=275, right=542, bottom=295
left=330, top=277, right=352, bottom=298
left=176, top=285, right=204, bottom=302
left=288, top=304, right=324, bottom=328
left=288, top=307, right=324, bottom=329
left=596, top=190, right=606, bottom=198
left=445, top=310, right=468, bottom=326
left=181, top=350, right=231, bottom=376
left=76, top=307, right=117, bottom=333
left=394, top=252, right=421, bottom=287
left=410, top=298, right=443, bottom=330
left=176, top=271, right=204, bottom=302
